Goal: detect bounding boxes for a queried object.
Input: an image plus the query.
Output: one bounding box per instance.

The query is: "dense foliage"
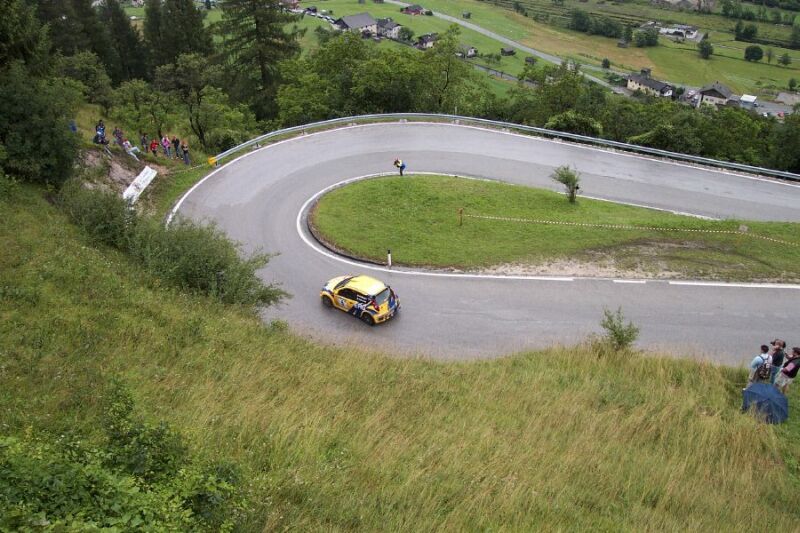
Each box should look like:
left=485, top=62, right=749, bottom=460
left=0, top=384, right=241, bottom=531
left=58, top=182, right=286, bottom=306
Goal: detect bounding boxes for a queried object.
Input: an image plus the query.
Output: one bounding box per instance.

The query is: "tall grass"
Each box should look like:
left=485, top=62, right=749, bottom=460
left=1, top=186, right=798, bottom=530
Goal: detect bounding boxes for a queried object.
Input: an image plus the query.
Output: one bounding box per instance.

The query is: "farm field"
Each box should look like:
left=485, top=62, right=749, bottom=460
left=411, top=0, right=800, bottom=94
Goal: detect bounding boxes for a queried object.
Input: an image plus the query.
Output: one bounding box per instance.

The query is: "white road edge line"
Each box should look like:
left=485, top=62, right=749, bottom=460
left=669, top=281, right=800, bottom=289
left=613, top=280, right=647, bottom=284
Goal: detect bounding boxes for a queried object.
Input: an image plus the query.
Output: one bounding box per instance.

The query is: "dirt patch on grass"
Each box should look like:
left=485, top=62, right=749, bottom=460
left=482, top=241, right=712, bottom=279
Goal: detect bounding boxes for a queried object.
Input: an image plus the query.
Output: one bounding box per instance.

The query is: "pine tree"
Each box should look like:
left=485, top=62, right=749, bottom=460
left=145, top=0, right=213, bottom=69
left=144, top=0, right=166, bottom=66
left=163, top=0, right=213, bottom=59
left=100, top=0, right=148, bottom=82
left=216, top=0, right=302, bottom=119
left=34, top=0, right=119, bottom=77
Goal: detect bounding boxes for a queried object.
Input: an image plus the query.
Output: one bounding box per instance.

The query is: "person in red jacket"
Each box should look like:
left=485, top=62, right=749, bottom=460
left=149, top=138, right=159, bottom=157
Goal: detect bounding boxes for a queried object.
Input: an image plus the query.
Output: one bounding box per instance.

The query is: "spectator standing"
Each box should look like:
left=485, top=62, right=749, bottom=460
left=140, top=131, right=148, bottom=151
left=181, top=140, right=190, bottom=165
left=149, top=138, right=159, bottom=157
left=775, top=347, right=800, bottom=394
left=770, top=340, right=786, bottom=384
left=161, top=135, right=171, bottom=158
left=95, top=120, right=105, bottom=140
left=172, top=136, right=181, bottom=159
left=748, top=345, right=772, bottom=386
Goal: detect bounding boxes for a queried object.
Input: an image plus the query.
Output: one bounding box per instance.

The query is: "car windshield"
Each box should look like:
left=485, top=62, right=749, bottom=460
left=373, top=288, right=391, bottom=305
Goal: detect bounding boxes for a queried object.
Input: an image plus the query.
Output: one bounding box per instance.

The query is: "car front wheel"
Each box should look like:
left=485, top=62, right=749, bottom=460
left=360, top=312, right=375, bottom=326
left=321, top=295, right=333, bottom=308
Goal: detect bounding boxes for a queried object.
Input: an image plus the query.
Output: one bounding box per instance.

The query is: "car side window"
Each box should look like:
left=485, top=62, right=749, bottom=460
left=338, top=288, right=357, bottom=301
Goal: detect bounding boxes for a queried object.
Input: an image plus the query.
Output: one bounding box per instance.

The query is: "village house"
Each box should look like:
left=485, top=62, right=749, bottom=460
left=401, top=4, right=426, bottom=15
left=698, top=81, right=735, bottom=108
left=456, top=45, right=478, bottom=58
left=416, top=33, right=438, bottom=49
left=626, top=68, right=674, bottom=98
left=376, top=18, right=402, bottom=39
left=335, top=13, right=378, bottom=35
left=500, top=47, right=516, bottom=56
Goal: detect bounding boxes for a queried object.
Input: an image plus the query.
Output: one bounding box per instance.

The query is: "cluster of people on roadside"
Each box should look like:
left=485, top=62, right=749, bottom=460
left=747, top=339, right=800, bottom=395
left=93, top=120, right=191, bottom=166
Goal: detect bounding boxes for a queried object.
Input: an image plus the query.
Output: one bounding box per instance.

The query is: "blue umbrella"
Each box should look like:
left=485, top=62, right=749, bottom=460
left=742, top=383, right=788, bottom=424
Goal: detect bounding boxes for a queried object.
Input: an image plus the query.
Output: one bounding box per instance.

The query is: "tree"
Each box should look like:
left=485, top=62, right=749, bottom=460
left=0, top=64, right=81, bottom=185
left=779, top=53, right=792, bottom=66
left=633, top=28, right=659, bottom=47
left=735, top=22, right=758, bottom=41
left=144, top=0, right=213, bottom=69
left=545, top=110, right=603, bottom=136
left=766, top=47, right=774, bottom=63
left=623, top=25, right=633, bottom=43
left=0, top=0, right=51, bottom=74
left=398, top=26, right=415, bottom=42
left=551, top=165, right=581, bottom=203
left=56, top=51, right=114, bottom=114
left=789, top=78, right=797, bottom=91
left=115, top=79, right=173, bottom=138
left=156, top=54, right=255, bottom=151
left=99, top=0, right=149, bottom=82
left=34, top=0, right=120, bottom=79
left=792, top=20, right=800, bottom=48
left=744, top=45, right=764, bottom=61
left=601, top=57, right=611, bottom=68
left=215, top=0, right=302, bottom=120
left=697, top=39, right=714, bottom=59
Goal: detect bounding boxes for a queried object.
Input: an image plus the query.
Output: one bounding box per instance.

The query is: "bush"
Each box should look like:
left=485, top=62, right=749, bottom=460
left=550, top=165, right=581, bottom=203
left=58, top=184, right=286, bottom=307
left=130, top=217, right=286, bottom=306
left=0, top=384, right=243, bottom=531
left=58, top=180, right=137, bottom=249
left=744, top=45, right=764, bottom=61
left=600, top=306, right=640, bottom=351
left=0, top=64, right=82, bottom=186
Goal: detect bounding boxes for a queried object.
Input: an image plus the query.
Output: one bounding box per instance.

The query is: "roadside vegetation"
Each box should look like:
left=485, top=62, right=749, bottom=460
left=1, top=182, right=799, bottom=529
left=312, top=175, right=800, bottom=280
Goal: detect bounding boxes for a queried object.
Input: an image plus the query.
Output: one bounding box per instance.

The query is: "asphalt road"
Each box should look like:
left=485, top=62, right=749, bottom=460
left=175, top=123, right=800, bottom=364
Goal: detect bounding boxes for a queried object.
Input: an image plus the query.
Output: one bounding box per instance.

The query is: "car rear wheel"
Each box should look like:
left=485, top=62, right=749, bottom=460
left=360, top=312, right=375, bottom=326
left=321, top=296, right=333, bottom=308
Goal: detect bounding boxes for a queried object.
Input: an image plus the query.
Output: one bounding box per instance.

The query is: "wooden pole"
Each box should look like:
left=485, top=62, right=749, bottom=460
left=458, top=208, right=463, bottom=226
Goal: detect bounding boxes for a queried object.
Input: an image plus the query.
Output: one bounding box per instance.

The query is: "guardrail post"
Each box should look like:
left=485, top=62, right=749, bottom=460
left=387, top=249, right=392, bottom=268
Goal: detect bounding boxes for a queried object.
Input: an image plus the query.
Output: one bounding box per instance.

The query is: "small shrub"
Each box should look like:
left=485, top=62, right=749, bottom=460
left=58, top=180, right=136, bottom=249
left=600, top=306, right=640, bottom=351
left=550, top=165, right=581, bottom=203
left=130, top=217, right=287, bottom=306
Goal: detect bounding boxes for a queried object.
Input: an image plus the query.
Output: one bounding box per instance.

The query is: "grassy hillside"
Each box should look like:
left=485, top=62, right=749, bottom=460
left=1, top=184, right=799, bottom=530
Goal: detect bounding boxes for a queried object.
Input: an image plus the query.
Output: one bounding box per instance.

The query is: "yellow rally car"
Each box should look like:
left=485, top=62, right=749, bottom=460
left=320, top=275, right=400, bottom=325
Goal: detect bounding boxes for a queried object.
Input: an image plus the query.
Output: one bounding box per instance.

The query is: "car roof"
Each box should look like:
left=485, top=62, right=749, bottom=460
left=345, top=275, right=387, bottom=296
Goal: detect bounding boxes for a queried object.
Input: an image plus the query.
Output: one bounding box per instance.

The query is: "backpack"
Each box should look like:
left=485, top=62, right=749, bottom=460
left=755, top=356, right=772, bottom=381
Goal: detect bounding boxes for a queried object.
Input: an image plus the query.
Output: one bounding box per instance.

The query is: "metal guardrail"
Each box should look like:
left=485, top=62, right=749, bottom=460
left=212, top=114, right=800, bottom=182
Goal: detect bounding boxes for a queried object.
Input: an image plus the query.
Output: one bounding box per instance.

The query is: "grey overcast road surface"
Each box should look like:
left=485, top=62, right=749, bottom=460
left=176, top=123, right=800, bottom=364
